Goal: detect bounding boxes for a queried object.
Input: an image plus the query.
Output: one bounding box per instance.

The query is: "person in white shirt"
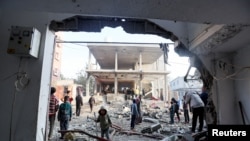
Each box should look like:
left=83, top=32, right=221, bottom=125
left=185, top=91, right=205, bottom=134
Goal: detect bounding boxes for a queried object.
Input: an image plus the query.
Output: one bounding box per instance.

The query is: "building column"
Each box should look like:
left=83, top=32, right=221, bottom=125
left=88, top=49, right=91, bottom=70
left=115, top=51, right=118, bottom=95
left=86, top=49, right=92, bottom=97
left=115, top=50, right=118, bottom=71
left=164, top=62, right=167, bottom=102
left=151, top=81, right=155, bottom=97
left=156, top=58, right=159, bottom=98
left=94, top=80, right=97, bottom=95
left=139, top=52, right=142, bottom=94
left=157, top=79, right=159, bottom=98
left=99, top=83, right=102, bottom=96
left=86, top=75, right=90, bottom=97
left=114, top=74, right=118, bottom=95
left=139, top=51, right=142, bottom=70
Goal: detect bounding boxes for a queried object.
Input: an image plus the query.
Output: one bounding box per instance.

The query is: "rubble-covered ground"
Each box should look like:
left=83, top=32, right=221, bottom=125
left=48, top=94, right=202, bottom=141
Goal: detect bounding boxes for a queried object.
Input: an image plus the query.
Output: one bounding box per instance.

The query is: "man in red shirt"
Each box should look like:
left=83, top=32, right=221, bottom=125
left=66, top=90, right=73, bottom=104
left=48, top=87, right=59, bottom=140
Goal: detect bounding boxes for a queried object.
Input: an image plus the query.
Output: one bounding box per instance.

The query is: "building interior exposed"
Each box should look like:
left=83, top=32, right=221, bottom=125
left=1, top=0, right=250, bottom=141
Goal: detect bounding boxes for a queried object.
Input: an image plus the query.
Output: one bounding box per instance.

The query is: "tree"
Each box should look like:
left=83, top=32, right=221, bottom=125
left=74, top=70, right=96, bottom=95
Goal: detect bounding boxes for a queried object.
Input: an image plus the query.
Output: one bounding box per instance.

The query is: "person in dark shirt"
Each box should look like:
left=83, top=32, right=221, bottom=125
left=130, top=99, right=139, bottom=130
left=57, top=96, right=72, bottom=139
left=169, top=101, right=175, bottom=124
left=171, top=97, right=180, bottom=122
left=75, top=93, right=83, bottom=116
left=88, top=95, right=95, bottom=113
left=200, top=86, right=209, bottom=128
left=200, top=86, right=208, bottom=106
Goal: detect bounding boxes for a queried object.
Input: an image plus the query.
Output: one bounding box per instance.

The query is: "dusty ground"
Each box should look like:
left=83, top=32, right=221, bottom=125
left=47, top=94, right=195, bottom=141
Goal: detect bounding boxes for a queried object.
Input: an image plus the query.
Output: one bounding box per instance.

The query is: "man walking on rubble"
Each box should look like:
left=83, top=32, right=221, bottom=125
left=185, top=91, right=205, bottom=135
left=130, top=99, right=139, bottom=130
left=75, top=93, right=83, bottom=116
left=135, top=95, right=142, bottom=124
left=88, top=94, right=95, bottom=113
left=200, top=86, right=208, bottom=127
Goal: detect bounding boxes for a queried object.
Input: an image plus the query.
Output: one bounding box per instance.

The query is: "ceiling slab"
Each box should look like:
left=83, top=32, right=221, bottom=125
left=2, top=0, right=250, bottom=24
left=88, top=43, right=164, bottom=69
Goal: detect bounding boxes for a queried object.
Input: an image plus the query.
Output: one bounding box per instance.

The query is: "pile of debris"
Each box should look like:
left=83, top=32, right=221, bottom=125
left=48, top=94, right=204, bottom=141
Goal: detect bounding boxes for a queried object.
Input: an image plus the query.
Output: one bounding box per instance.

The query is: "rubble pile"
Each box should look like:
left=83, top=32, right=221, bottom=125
left=48, top=95, right=196, bottom=141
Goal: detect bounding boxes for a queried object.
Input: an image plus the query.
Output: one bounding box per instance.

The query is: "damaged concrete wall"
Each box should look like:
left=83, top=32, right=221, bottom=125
left=198, top=53, right=238, bottom=124
left=187, top=23, right=212, bottom=44
left=149, top=19, right=188, bottom=45
left=233, top=45, right=250, bottom=124
left=0, top=11, right=56, bottom=141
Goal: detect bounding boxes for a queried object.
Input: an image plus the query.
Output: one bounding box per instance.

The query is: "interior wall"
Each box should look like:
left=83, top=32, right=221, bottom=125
left=198, top=53, right=238, bottom=124
left=233, top=45, right=250, bottom=124
left=0, top=11, right=54, bottom=141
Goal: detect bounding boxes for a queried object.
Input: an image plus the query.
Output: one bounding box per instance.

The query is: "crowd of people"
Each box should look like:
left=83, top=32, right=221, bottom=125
left=48, top=86, right=145, bottom=140
left=48, top=85, right=208, bottom=140
left=168, top=86, right=208, bottom=135
left=48, top=87, right=85, bottom=140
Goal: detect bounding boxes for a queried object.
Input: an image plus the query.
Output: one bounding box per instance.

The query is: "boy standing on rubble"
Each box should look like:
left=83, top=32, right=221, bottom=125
left=96, top=106, right=112, bottom=140
left=57, top=96, right=72, bottom=139
left=169, top=101, right=175, bottom=124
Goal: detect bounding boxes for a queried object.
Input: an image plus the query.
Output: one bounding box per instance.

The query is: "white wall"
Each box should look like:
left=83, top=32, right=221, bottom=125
left=36, top=28, right=56, bottom=141
left=199, top=53, right=239, bottom=124
left=0, top=11, right=55, bottom=141
left=233, top=45, right=250, bottom=124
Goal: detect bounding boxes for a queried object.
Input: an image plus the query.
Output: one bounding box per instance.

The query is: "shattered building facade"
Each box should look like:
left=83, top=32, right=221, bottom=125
left=85, top=43, right=169, bottom=101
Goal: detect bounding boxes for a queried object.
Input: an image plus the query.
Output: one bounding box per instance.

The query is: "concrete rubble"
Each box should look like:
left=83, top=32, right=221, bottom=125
left=48, top=94, right=202, bottom=141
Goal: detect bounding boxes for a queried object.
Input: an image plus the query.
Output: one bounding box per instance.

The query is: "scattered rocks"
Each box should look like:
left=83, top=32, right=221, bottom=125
left=47, top=94, right=194, bottom=141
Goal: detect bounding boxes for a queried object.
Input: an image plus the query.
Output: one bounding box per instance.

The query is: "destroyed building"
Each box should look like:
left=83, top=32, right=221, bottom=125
left=1, top=1, right=250, bottom=141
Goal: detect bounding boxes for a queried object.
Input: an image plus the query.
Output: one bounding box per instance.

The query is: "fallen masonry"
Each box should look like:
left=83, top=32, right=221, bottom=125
left=47, top=94, right=206, bottom=141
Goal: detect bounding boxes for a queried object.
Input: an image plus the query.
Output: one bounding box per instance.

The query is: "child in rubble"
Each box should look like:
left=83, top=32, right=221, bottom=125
left=169, top=101, right=175, bottom=124
left=95, top=106, right=112, bottom=140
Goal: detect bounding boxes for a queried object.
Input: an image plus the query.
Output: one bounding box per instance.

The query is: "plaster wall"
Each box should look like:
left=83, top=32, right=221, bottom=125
left=233, top=45, right=250, bottom=124
left=0, top=11, right=55, bottom=141
left=187, top=23, right=212, bottom=46
left=198, top=53, right=238, bottom=124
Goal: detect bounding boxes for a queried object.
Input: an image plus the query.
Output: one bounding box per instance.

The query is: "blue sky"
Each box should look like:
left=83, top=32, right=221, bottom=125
left=59, top=27, right=190, bottom=80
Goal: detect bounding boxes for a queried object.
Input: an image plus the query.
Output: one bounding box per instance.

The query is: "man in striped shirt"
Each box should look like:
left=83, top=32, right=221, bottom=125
left=48, top=87, right=59, bottom=140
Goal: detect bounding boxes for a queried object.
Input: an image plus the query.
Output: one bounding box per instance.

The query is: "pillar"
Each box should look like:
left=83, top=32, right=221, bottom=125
left=114, top=74, right=118, bottom=95
left=86, top=75, right=90, bottom=97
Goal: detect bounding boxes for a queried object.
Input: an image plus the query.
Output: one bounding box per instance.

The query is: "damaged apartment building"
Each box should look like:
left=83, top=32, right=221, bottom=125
left=1, top=0, right=250, bottom=141
left=85, top=43, right=170, bottom=101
